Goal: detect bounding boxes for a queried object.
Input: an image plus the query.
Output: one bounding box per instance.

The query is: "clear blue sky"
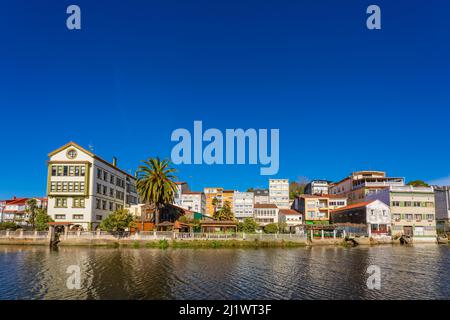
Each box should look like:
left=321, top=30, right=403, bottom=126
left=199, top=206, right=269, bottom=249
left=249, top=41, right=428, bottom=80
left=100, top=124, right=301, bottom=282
left=1, top=0, right=449, bottom=198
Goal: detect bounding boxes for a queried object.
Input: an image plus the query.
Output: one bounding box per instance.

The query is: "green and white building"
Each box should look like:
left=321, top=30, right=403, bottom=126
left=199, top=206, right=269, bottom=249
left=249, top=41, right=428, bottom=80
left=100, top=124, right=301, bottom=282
left=46, top=142, right=138, bottom=231
left=367, top=185, right=437, bottom=241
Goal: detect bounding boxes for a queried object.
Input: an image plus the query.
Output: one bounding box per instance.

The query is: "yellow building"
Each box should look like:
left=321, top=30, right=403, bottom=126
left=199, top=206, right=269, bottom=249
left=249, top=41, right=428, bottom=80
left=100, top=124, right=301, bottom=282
left=204, top=187, right=223, bottom=216
left=292, top=194, right=347, bottom=225
left=222, top=190, right=234, bottom=212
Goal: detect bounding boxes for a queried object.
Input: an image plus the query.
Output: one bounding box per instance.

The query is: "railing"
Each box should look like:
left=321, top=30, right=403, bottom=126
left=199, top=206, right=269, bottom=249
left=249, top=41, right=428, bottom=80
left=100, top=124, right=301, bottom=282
left=0, top=230, right=307, bottom=242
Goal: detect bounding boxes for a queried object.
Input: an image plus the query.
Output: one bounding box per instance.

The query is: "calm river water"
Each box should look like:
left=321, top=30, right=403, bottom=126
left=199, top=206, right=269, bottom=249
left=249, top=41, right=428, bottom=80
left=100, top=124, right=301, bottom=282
left=0, top=245, right=449, bottom=299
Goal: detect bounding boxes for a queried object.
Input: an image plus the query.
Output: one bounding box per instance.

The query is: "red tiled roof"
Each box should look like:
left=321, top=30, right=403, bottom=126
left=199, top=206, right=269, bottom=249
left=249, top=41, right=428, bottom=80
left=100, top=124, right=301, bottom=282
left=279, top=209, right=301, bottom=215
left=5, top=198, right=29, bottom=205
left=330, top=201, right=374, bottom=213
left=254, top=203, right=278, bottom=209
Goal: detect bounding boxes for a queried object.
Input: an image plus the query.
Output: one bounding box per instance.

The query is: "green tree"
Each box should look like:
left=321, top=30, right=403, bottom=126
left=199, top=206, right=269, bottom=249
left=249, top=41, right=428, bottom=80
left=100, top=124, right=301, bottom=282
left=263, top=223, right=279, bottom=234
left=239, top=218, right=259, bottom=233
left=289, top=177, right=309, bottom=199
left=35, top=209, right=53, bottom=231
left=136, top=158, right=178, bottom=228
left=25, top=198, right=38, bottom=229
left=211, top=197, right=219, bottom=215
left=100, top=209, right=135, bottom=232
left=0, top=222, right=20, bottom=231
left=246, top=187, right=254, bottom=192
left=214, top=200, right=234, bottom=221
left=407, top=180, right=430, bottom=187
left=278, top=221, right=288, bottom=233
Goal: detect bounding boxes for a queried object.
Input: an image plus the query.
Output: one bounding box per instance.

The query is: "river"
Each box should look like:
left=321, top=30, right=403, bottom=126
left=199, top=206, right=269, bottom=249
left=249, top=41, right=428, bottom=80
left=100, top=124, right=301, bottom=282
left=0, top=245, right=449, bottom=299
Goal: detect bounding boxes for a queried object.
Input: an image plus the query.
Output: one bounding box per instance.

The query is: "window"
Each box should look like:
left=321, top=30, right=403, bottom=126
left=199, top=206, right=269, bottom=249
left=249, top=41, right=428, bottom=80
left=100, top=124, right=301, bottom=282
left=55, top=198, right=67, bottom=208
left=63, top=166, right=68, bottom=176
left=414, top=202, right=421, bottom=207
left=426, top=214, right=434, bottom=221
left=97, top=168, right=102, bottom=179
left=51, top=182, right=56, bottom=192
left=103, top=171, right=108, bottom=181
left=102, top=200, right=107, bottom=210
left=73, top=198, right=85, bottom=208
left=392, top=201, right=400, bottom=207
left=97, top=184, right=101, bottom=194
left=110, top=175, right=115, bottom=184
left=405, top=214, right=413, bottom=221
left=80, top=166, right=86, bottom=176
left=96, top=199, right=101, bottom=209
left=55, top=214, right=66, bottom=220
left=109, top=202, right=113, bottom=211
left=371, top=210, right=375, bottom=216
left=405, top=201, right=412, bottom=207
left=393, top=214, right=401, bottom=221
left=415, top=214, right=422, bottom=221
left=69, top=166, right=75, bottom=176
left=382, top=210, right=387, bottom=216
left=96, top=215, right=103, bottom=221
left=80, top=182, right=85, bottom=192
left=73, top=214, right=83, bottom=220
left=110, top=188, right=114, bottom=197
left=51, top=166, right=57, bottom=176
left=103, top=186, right=107, bottom=195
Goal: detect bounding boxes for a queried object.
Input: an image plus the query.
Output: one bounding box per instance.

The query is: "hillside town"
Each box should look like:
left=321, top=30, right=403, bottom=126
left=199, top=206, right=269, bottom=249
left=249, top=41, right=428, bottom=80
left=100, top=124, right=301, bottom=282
left=1, top=142, right=449, bottom=244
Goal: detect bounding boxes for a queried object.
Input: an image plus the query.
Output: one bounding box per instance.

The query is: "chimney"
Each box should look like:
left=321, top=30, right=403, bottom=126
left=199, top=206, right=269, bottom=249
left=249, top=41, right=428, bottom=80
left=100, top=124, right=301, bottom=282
left=113, top=157, right=117, bottom=167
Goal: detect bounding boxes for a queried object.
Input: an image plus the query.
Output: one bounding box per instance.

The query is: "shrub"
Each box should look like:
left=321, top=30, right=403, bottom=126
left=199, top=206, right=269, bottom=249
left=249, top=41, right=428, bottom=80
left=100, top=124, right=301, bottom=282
left=159, top=239, right=169, bottom=249
left=263, top=223, right=278, bottom=234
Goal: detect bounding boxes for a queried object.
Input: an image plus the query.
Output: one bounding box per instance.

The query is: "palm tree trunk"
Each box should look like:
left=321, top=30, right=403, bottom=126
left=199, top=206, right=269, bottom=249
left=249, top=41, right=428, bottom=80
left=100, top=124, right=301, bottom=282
left=155, top=206, right=160, bottom=230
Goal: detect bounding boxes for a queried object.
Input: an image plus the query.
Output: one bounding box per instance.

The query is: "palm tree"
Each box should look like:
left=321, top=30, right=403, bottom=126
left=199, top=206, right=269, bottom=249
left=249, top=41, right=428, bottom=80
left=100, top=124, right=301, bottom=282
left=136, top=158, right=178, bottom=229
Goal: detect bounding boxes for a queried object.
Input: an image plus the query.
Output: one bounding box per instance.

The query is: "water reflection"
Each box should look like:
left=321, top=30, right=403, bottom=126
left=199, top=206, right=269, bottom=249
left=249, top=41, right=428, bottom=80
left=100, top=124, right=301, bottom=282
left=0, top=245, right=449, bottom=300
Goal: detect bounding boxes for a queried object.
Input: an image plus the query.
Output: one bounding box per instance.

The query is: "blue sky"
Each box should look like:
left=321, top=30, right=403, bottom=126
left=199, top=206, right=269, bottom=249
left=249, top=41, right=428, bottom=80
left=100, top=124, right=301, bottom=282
left=0, top=0, right=449, bottom=198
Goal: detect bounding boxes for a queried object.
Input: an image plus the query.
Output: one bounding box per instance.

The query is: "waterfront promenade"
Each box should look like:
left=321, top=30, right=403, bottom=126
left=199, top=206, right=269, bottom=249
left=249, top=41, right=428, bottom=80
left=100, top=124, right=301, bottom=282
left=0, top=230, right=438, bottom=246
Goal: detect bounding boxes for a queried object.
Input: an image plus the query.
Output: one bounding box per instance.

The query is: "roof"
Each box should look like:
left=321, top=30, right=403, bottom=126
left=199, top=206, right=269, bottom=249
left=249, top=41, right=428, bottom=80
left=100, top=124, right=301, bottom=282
left=330, top=201, right=375, bottom=213
left=279, top=209, right=301, bottom=215
left=5, top=198, right=29, bottom=206
left=254, top=203, right=278, bottom=209
left=183, top=191, right=204, bottom=195
left=48, top=141, right=136, bottom=180
left=299, top=194, right=346, bottom=199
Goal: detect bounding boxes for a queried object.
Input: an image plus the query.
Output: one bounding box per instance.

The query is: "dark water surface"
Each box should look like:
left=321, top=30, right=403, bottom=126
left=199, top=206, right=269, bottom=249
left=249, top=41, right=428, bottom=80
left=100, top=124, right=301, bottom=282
left=0, top=245, right=449, bottom=299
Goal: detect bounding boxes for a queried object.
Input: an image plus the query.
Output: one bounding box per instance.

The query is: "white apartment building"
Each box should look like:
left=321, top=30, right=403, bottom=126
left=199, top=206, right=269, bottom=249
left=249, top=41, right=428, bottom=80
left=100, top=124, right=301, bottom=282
left=253, top=189, right=269, bottom=204
left=180, top=192, right=206, bottom=214
left=46, top=142, right=139, bottom=231
left=233, top=191, right=254, bottom=221
left=304, top=180, right=330, bottom=195
left=254, top=203, right=279, bottom=226
left=269, top=179, right=289, bottom=209
left=174, top=182, right=190, bottom=206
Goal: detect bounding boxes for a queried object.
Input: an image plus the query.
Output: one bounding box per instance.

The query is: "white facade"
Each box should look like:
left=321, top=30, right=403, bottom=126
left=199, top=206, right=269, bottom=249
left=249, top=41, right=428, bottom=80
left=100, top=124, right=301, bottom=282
left=254, top=204, right=279, bottom=226
left=174, top=182, right=190, bottom=206
left=180, top=192, right=206, bottom=214
left=269, top=179, right=289, bottom=209
left=47, top=142, right=139, bottom=230
left=233, top=191, right=254, bottom=221
left=278, top=209, right=303, bottom=233
left=305, top=180, right=329, bottom=195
